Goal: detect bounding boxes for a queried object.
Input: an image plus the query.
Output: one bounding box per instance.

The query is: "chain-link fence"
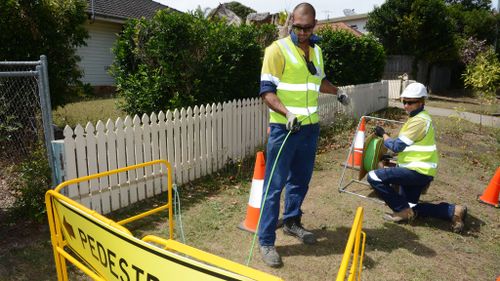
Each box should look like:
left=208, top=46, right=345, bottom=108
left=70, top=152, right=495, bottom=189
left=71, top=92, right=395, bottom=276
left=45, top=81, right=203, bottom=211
left=0, top=56, right=55, bottom=182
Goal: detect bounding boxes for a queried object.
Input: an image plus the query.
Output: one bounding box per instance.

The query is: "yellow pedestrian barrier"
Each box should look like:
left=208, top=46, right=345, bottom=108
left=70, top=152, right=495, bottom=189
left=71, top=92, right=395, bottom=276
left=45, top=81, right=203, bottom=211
left=336, top=207, right=366, bottom=281
left=46, top=160, right=282, bottom=281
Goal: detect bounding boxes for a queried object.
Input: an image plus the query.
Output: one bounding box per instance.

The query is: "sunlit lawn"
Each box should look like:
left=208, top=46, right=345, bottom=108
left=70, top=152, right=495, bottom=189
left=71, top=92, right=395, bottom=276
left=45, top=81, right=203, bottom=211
left=52, top=98, right=126, bottom=129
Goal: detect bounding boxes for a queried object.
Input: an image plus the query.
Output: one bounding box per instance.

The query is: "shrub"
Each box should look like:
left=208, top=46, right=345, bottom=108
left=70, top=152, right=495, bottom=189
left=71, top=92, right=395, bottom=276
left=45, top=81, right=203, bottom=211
left=112, top=10, right=277, bottom=115
left=9, top=143, right=52, bottom=221
left=316, top=28, right=386, bottom=86
left=463, top=47, right=500, bottom=102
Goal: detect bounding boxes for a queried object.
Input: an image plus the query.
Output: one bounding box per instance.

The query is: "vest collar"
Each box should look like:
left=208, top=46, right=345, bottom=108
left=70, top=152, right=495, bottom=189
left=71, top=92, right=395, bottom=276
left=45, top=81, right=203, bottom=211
left=410, top=106, right=424, bottom=117
left=290, top=31, right=321, bottom=47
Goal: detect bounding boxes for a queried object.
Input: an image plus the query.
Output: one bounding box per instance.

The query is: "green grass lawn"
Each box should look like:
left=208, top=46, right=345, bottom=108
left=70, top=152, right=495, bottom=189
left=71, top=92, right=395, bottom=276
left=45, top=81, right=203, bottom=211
left=52, top=98, right=126, bottom=129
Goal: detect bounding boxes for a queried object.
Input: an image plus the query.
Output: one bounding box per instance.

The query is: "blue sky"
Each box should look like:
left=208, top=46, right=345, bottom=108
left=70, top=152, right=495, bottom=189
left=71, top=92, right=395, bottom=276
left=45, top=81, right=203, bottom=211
left=155, top=1, right=500, bottom=20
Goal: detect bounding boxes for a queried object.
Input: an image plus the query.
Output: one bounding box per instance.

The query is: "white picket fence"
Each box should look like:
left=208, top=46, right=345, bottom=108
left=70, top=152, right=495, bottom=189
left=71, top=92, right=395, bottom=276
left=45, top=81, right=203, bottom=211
left=53, top=81, right=389, bottom=214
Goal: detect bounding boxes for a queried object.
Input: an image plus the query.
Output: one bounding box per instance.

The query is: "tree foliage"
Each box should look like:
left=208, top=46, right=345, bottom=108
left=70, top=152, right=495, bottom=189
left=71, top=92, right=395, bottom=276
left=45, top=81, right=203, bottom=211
left=447, top=2, right=499, bottom=45
left=112, top=10, right=276, bottom=115
left=459, top=37, right=488, bottom=64
left=444, top=0, right=492, bottom=10
left=463, top=48, right=500, bottom=101
left=0, top=0, right=89, bottom=107
left=10, top=142, right=52, bottom=221
left=316, top=29, right=386, bottom=86
left=223, top=1, right=256, bottom=20
left=366, top=0, right=457, bottom=63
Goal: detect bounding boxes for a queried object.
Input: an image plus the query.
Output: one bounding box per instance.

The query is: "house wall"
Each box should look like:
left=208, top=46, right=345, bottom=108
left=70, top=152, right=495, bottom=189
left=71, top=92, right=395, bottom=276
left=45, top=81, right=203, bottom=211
left=319, top=14, right=369, bottom=34
left=342, top=18, right=368, bottom=34
left=77, top=20, right=122, bottom=86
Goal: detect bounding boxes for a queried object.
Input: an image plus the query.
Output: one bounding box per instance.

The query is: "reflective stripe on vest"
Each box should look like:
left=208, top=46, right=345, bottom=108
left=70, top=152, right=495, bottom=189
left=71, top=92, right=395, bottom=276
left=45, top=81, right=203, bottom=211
left=270, top=106, right=318, bottom=116
left=402, top=144, right=437, bottom=152
left=397, top=110, right=439, bottom=177
left=269, top=37, right=324, bottom=125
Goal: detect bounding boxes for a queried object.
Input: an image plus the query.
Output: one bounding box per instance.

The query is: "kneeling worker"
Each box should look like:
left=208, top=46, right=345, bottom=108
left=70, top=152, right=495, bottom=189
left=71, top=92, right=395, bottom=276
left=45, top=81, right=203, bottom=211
left=367, top=82, right=467, bottom=233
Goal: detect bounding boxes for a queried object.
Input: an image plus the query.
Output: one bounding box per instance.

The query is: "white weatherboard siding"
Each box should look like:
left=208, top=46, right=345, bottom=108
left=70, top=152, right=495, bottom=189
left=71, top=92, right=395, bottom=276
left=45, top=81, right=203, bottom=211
left=77, top=20, right=122, bottom=86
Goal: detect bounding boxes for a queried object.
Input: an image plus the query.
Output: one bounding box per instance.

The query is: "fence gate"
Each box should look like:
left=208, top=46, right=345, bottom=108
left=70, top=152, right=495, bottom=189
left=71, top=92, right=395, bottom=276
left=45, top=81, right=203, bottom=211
left=0, top=55, right=55, bottom=183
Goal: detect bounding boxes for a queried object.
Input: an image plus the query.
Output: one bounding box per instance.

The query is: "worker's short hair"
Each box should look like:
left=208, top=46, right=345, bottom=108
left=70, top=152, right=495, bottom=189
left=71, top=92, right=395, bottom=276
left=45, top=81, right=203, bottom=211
left=293, top=3, right=316, bottom=18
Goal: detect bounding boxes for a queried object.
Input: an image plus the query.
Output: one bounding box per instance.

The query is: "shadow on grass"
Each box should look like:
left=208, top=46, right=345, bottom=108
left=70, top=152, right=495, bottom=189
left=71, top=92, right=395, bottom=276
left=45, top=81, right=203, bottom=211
left=410, top=211, right=486, bottom=238
left=277, top=222, right=436, bottom=268
left=276, top=213, right=486, bottom=269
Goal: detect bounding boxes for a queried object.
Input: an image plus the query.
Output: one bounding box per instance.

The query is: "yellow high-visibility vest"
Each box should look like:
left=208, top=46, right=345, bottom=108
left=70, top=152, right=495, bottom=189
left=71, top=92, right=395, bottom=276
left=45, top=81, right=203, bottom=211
left=270, top=37, right=324, bottom=125
left=398, top=110, right=439, bottom=177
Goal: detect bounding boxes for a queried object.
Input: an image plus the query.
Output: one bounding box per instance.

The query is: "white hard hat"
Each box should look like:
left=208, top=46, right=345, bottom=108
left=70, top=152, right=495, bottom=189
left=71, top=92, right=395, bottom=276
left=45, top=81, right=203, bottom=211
left=401, top=82, right=428, bottom=98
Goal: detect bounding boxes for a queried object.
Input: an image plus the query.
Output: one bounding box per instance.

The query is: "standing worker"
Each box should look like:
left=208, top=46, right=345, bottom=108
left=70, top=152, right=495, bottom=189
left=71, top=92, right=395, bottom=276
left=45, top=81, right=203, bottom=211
left=258, top=2, right=348, bottom=267
left=367, top=82, right=467, bottom=232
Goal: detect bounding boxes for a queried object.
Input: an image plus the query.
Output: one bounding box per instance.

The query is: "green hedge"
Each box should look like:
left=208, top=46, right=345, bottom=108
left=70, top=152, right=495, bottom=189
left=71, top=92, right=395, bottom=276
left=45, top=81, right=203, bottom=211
left=317, top=28, right=386, bottom=86
left=112, top=10, right=276, bottom=115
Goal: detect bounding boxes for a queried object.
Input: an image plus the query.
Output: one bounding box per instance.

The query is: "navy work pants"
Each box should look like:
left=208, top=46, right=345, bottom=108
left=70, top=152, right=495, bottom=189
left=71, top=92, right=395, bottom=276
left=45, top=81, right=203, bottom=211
left=258, top=123, right=320, bottom=246
left=367, top=167, right=454, bottom=220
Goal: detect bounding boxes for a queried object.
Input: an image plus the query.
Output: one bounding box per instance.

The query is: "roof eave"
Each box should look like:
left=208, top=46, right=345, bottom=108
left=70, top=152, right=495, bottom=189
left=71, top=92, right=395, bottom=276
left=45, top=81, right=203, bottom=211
left=87, top=13, right=128, bottom=24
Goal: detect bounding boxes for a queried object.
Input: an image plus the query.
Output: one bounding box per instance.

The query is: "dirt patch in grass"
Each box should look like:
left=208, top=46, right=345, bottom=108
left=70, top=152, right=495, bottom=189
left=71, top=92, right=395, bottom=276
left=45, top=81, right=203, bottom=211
left=1, top=108, right=499, bottom=280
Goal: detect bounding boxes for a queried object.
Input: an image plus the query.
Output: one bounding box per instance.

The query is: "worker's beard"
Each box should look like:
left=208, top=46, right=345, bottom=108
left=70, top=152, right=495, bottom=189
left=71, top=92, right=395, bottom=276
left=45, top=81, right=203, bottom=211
left=297, top=34, right=310, bottom=44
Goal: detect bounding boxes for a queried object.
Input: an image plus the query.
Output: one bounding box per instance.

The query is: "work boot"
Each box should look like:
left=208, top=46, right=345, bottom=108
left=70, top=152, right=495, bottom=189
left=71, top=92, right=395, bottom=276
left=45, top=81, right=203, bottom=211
left=451, top=205, right=467, bottom=233
left=283, top=217, right=317, bottom=244
left=383, top=207, right=415, bottom=223
left=259, top=245, right=282, bottom=268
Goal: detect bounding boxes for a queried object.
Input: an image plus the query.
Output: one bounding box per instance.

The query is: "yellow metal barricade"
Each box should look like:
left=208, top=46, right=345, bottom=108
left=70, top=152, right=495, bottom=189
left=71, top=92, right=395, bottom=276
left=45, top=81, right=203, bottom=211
left=46, top=160, right=282, bottom=281
left=336, top=207, right=366, bottom=281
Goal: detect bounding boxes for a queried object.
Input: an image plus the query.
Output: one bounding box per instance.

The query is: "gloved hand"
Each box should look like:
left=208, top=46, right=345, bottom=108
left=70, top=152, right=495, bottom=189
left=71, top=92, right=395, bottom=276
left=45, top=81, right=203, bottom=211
left=374, top=126, right=386, bottom=137
left=337, top=91, right=349, bottom=105
left=286, top=111, right=300, bottom=132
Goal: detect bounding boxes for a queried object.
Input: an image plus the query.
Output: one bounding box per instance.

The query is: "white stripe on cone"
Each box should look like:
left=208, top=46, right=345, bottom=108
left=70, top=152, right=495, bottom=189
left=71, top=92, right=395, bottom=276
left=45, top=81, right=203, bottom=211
left=248, top=179, right=264, bottom=208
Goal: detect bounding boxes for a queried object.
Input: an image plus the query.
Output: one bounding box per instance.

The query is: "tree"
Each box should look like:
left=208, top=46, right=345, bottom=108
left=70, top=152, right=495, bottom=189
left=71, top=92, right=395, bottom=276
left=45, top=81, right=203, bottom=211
left=444, top=0, right=492, bottom=11
left=224, top=1, right=256, bottom=20
left=367, top=0, right=457, bottom=64
left=0, top=0, right=88, bottom=107
left=365, top=0, right=414, bottom=55
left=447, top=2, right=499, bottom=45
left=193, top=5, right=211, bottom=18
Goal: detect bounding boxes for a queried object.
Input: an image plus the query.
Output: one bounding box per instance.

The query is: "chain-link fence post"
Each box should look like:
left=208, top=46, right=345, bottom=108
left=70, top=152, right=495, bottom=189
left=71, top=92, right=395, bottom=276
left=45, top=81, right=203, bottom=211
left=39, top=55, right=56, bottom=184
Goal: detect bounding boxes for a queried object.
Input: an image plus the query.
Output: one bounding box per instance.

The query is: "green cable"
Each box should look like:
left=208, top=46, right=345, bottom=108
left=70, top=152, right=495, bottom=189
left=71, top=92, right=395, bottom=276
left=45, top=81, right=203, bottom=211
left=245, top=116, right=309, bottom=266
left=173, top=184, right=186, bottom=243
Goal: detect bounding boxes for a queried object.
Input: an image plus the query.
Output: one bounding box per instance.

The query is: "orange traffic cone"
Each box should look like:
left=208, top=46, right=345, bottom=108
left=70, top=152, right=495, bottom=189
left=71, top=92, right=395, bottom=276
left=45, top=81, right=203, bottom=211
left=238, top=151, right=266, bottom=233
left=347, top=117, right=366, bottom=168
left=478, top=167, right=500, bottom=208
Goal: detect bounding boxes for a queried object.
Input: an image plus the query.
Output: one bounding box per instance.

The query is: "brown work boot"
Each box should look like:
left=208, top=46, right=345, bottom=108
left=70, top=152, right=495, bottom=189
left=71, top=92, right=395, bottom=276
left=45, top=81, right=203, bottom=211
left=451, top=205, right=467, bottom=233
left=383, top=207, right=415, bottom=223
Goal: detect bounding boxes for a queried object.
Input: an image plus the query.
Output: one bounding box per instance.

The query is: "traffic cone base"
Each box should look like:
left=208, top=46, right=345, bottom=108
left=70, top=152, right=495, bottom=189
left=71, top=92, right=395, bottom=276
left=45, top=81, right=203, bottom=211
left=477, top=168, right=500, bottom=208
left=238, top=205, right=260, bottom=233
